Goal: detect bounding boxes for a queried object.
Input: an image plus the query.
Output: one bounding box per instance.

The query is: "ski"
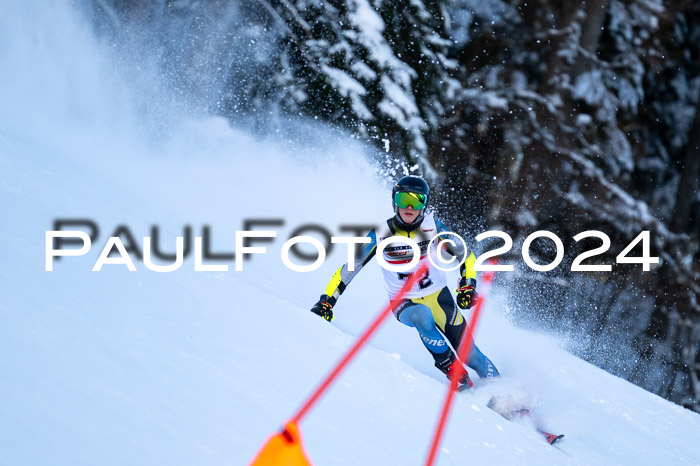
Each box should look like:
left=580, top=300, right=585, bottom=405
left=455, top=378, right=474, bottom=392
left=487, top=396, right=565, bottom=445
left=541, top=431, right=565, bottom=445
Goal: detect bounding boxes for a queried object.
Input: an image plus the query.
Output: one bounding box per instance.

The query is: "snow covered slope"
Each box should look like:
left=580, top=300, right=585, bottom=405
left=1, top=1, right=699, bottom=465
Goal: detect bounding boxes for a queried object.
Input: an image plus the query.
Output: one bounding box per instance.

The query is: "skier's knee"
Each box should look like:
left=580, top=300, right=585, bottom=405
left=408, top=306, right=437, bottom=333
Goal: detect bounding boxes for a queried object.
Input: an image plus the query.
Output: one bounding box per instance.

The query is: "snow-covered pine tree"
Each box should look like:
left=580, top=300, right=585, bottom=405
left=239, top=0, right=461, bottom=179
left=435, top=0, right=700, bottom=412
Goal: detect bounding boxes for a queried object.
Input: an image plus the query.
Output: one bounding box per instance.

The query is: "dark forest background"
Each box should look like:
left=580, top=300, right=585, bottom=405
left=87, top=0, right=699, bottom=411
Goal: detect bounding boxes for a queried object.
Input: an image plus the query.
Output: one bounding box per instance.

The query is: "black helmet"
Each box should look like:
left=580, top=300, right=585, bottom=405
left=392, top=175, right=430, bottom=229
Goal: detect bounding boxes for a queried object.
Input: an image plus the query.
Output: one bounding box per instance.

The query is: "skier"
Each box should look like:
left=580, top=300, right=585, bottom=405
left=310, top=175, right=499, bottom=389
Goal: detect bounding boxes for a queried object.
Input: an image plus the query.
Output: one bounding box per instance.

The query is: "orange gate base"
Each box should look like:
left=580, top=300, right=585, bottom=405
left=250, top=421, right=312, bottom=466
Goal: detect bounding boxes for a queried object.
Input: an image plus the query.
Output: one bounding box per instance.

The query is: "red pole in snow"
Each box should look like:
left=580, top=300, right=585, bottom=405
left=290, top=261, right=429, bottom=424
left=424, top=268, right=496, bottom=466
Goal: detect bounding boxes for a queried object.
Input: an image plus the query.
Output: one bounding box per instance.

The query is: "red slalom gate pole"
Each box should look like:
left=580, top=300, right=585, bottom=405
left=250, top=263, right=430, bottom=465
left=424, top=268, right=496, bottom=466
left=290, top=261, right=429, bottom=425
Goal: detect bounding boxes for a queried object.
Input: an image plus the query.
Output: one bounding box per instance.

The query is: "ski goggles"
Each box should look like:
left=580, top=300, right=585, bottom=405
left=394, top=191, right=427, bottom=210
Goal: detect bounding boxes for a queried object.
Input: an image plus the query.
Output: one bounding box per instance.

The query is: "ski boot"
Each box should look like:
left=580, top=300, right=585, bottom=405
left=435, top=350, right=473, bottom=391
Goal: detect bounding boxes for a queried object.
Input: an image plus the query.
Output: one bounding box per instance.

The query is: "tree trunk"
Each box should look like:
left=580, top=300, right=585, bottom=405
left=672, top=93, right=700, bottom=234
left=541, top=0, right=609, bottom=94
left=580, top=0, right=608, bottom=54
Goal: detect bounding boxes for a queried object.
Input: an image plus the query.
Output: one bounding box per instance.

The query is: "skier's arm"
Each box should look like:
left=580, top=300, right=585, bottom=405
left=435, top=218, right=478, bottom=309
left=310, top=229, right=377, bottom=321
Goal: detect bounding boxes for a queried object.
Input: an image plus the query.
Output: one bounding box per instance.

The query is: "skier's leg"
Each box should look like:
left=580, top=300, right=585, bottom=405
left=396, top=301, right=451, bottom=357
left=432, top=287, right=500, bottom=378
left=396, top=301, right=471, bottom=387
left=465, top=343, right=499, bottom=378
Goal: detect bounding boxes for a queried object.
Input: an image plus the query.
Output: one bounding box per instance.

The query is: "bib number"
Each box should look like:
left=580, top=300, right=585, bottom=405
left=398, top=271, right=433, bottom=289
